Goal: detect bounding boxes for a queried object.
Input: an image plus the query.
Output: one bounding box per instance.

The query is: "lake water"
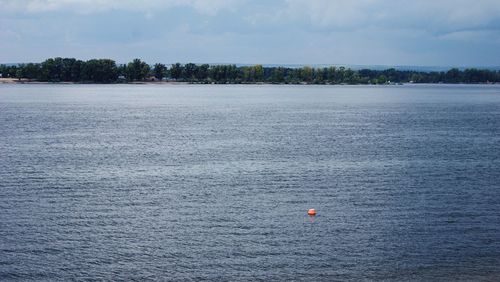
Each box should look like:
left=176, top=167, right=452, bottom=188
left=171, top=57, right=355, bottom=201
left=1, top=84, right=500, bottom=281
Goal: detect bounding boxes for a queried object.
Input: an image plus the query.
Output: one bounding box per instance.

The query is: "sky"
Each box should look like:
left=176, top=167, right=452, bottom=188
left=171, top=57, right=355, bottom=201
left=1, top=0, right=500, bottom=67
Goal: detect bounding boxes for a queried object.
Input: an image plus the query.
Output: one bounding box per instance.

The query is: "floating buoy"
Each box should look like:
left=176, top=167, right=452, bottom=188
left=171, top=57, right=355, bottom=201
left=308, top=209, right=317, bottom=216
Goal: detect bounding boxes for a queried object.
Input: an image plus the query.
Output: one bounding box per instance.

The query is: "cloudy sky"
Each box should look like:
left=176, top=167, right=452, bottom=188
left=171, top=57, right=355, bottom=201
left=1, top=0, right=500, bottom=66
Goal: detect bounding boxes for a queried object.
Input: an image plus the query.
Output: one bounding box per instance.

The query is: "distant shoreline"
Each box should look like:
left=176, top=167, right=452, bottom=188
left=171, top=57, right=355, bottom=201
left=2, top=58, right=500, bottom=85
left=1, top=78, right=498, bottom=86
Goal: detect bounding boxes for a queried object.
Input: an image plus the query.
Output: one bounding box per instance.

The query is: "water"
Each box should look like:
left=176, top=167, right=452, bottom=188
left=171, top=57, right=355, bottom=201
left=1, top=84, right=499, bottom=281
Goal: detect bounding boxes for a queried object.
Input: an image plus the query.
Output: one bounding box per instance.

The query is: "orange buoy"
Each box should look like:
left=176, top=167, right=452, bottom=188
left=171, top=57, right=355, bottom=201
left=307, top=209, right=317, bottom=216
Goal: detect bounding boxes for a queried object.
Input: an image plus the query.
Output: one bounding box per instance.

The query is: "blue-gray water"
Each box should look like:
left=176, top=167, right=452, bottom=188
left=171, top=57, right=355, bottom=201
left=1, top=84, right=500, bottom=281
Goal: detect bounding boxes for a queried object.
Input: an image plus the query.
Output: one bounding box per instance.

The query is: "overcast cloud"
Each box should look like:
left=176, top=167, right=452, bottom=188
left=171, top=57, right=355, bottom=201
left=1, top=0, right=499, bottom=66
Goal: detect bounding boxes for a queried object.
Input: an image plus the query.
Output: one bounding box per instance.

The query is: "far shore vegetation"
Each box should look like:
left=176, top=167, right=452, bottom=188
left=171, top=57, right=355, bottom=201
left=1, top=58, right=499, bottom=85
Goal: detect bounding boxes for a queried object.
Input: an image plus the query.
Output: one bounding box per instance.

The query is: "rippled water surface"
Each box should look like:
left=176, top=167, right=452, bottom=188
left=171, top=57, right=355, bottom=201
left=1, top=84, right=500, bottom=281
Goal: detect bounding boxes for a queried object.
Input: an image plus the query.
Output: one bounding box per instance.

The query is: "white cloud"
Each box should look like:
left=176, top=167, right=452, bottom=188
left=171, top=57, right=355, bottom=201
left=3, top=0, right=500, bottom=31
left=278, top=0, right=500, bottom=31
left=1, top=0, right=500, bottom=65
left=438, top=30, right=500, bottom=43
left=0, top=0, right=245, bottom=15
left=282, top=0, right=376, bottom=28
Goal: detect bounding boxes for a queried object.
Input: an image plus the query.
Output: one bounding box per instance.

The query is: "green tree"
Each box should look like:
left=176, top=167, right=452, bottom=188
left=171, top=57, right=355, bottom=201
left=377, top=74, right=388, bottom=84
left=40, top=58, right=63, bottom=81
left=126, top=59, right=150, bottom=81
left=81, top=59, right=118, bottom=83
left=153, top=63, right=166, bottom=80
left=183, top=63, right=197, bottom=81
left=271, top=67, right=285, bottom=83
left=300, top=66, right=313, bottom=82
left=196, top=64, right=209, bottom=81
left=170, top=63, right=183, bottom=80
left=23, top=63, right=41, bottom=80
left=254, top=65, right=264, bottom=81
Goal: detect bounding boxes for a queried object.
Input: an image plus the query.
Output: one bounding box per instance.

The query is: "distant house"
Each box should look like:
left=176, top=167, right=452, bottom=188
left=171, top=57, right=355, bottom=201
left=0, top=73, right=3, bottom=78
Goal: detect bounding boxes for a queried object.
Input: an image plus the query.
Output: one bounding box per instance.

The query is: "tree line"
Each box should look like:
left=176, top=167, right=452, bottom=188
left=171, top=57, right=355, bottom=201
left=1, top=57, right=499, bottom=84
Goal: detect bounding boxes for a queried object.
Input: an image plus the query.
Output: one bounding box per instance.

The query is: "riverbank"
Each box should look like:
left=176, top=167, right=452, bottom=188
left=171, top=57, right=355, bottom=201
left=0, top=78, right=365, bottom=85
left=0, top=78, right=191, bottom=85
left=2, top=78, right=498, bottom=86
